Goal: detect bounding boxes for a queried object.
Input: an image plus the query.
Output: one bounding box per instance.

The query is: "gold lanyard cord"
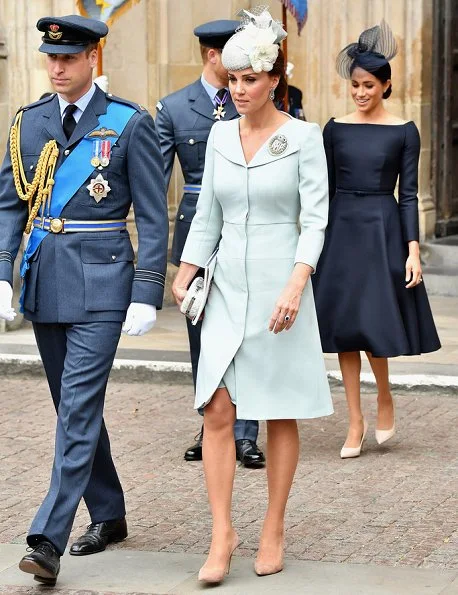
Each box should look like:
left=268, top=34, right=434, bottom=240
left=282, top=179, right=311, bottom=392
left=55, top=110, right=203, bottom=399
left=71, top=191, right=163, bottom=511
left=10, top=110, right=59, bottom=233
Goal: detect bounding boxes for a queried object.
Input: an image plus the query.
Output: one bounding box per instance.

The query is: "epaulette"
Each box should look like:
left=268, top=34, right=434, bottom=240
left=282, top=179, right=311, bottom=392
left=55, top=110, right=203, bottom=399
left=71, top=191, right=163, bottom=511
left=106, top=93, right=148, bottom=113
left=17, top=93, right=56, bottom=114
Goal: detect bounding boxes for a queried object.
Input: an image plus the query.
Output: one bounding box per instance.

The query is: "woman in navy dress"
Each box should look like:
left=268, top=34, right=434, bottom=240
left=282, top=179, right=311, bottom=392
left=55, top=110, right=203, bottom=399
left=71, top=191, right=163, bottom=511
left=313, top=21, right=441, bottom=458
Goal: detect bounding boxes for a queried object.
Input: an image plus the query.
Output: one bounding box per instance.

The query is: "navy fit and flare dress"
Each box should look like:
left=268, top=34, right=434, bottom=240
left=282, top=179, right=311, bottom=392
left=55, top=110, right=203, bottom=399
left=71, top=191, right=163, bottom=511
left=313, top=118, right=441, bottom=357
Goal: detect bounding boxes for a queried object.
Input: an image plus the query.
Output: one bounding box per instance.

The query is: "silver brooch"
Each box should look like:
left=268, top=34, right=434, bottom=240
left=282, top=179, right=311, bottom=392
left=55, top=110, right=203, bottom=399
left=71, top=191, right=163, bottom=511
left=268, top=134, right=288, bottom=156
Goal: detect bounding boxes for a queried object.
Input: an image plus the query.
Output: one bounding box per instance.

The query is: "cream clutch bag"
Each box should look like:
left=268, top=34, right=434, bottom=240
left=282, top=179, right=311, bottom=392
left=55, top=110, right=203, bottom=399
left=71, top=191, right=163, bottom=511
left=180, top=249, right=218, bottom=325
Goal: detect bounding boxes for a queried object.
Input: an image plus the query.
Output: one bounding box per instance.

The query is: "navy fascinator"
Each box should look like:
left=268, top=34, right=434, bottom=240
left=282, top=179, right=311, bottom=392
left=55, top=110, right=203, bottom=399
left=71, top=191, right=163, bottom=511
left=336, top=20, right=397, bottom=79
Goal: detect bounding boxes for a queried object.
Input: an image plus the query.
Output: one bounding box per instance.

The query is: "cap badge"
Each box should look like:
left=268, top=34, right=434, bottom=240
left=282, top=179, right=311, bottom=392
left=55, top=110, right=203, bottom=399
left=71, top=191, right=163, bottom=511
left=268, top=134, right=288, bottom=156
left=48, top=24, right=62, bottom=40
left=87, top=173, right=111, bottom=203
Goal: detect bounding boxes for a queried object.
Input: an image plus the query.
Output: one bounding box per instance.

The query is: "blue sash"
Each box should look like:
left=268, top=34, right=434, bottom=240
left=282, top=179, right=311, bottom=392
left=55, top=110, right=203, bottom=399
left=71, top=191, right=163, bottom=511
left=19, top=101, right=136, bottom=311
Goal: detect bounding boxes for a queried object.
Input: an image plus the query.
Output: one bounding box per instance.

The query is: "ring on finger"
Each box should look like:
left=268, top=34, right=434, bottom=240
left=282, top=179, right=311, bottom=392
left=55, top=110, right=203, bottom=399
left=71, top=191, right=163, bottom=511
left=284, top=314, right=291, bottom=322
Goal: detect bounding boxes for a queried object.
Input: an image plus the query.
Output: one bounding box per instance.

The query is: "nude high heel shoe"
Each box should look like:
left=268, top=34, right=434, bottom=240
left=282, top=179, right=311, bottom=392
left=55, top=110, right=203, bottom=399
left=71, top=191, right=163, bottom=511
left=254, top=538, right=284, bottom=576
left=198, top=534, right=239, bottom=585
left=340, top=419, right=368, bottom=459
left=375, top=402, right=395, bottom=444
left=375, top=423, right=395, bottom=444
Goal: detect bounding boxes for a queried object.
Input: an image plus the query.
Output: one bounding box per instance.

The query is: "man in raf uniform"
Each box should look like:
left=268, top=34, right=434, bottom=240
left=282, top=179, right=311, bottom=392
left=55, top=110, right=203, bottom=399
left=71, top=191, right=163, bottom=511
left=156, top=21, right=265, bottom=468
left=0, top=15, right=168, bottom=585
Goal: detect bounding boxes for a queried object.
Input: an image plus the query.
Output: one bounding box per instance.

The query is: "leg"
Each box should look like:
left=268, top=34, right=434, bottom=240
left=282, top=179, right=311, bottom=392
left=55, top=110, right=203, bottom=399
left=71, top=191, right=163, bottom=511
left=256, top=419, right=299, bottom=575
left=365, top=353, right=394, bottom=432
left=199, top=388, right=239, bottom=580
left=28, top=321, right=122, bottom=555
left=338, top=351, right=365, bottom=448
left=34, top=324, right=126, bottom=524
left=183, top=317, right=204, bottom=461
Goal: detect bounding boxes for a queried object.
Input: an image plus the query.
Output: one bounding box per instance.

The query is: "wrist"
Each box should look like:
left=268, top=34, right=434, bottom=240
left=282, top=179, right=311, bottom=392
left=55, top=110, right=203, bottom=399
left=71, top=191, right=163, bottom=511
left=408, top=241, right=420, bottom=257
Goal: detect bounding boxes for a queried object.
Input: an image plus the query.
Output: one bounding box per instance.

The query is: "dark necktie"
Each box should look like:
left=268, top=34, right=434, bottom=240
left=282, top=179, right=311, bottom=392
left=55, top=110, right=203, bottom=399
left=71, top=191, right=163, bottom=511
left=62, top=104, right=77, bottom=140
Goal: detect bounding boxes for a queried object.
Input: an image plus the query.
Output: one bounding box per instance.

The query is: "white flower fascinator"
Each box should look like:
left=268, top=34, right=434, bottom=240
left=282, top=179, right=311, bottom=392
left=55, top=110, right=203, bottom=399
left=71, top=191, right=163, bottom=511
left=222, top=5, right=287, bottom=73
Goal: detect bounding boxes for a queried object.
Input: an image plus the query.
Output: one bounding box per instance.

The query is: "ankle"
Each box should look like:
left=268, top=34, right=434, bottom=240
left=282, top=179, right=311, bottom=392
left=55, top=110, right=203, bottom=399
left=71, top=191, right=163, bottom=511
left=348, top=416, right=364, bottom=427
left=377, top=393, right=392, bottom=405
left=211, top=527, right=236, bottom=542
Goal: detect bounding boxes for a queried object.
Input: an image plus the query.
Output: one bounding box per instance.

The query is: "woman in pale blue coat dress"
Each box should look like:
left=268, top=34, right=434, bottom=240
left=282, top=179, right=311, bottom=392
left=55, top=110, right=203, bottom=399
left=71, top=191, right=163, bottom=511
left=173, top=7, right=333, bottom=585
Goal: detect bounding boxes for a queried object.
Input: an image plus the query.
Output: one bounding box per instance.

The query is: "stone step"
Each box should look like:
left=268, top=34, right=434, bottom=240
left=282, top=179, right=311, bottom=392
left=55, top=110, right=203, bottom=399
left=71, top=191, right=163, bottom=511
left=421, top=235, right=458, bottom=267
left=423, top=265, right=458, bottom=296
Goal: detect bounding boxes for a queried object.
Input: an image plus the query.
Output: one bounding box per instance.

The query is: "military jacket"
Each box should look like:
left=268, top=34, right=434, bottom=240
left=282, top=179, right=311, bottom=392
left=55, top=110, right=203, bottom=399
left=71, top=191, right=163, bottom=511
left=155, top=79, right=239, bottom=265
left=0, top=85, right=168, bottom=323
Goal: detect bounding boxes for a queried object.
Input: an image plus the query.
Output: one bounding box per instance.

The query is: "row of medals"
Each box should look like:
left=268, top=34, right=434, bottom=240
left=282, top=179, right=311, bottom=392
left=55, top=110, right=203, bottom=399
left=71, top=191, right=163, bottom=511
left=88, top=139, right=112, bottom=203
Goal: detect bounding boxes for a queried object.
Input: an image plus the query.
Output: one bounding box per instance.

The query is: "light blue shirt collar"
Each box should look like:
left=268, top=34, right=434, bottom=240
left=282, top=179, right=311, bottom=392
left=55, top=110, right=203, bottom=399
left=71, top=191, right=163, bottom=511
left=201, top=75, right=227, bottom=106
left=58, top=83, right=97, bottom=123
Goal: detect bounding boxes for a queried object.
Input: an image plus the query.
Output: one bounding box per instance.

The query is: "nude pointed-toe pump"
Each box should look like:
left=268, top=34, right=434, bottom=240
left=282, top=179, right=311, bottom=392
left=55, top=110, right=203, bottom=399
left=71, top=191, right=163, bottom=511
left=198, top=534, right=239, bottom=585
left=375, top=423, right=395, bottom=445
left=376, top=403, right=396, bottom=444
left=254, top=537, right=284, bottom=577
left=340, top=419, right=368, bottom=459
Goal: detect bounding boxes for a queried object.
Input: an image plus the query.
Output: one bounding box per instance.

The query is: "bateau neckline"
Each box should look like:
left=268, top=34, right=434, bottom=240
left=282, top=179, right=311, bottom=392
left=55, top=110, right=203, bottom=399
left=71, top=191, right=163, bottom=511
left=331, top=117, right=413, bottom=127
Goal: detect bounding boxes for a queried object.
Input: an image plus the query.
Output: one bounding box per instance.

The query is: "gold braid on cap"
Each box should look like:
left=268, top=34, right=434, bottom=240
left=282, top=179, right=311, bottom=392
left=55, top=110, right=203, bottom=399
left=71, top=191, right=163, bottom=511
left=9, top=109, right=59, bottom=234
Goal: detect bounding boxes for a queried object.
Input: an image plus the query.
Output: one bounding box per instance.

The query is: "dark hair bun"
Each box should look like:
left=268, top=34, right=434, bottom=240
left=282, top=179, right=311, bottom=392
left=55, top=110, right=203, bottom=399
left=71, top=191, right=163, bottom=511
left=383, top=84, right=392, bottom=99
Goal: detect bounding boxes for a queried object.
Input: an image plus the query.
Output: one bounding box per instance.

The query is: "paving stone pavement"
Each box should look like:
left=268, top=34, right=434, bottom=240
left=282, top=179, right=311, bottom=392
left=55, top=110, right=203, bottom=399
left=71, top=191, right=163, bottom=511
left=0, top=376, right=457, bottom=587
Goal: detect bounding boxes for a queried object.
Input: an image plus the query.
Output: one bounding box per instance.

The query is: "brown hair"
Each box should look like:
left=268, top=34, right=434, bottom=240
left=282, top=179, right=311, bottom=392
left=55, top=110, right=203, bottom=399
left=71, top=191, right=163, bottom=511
left=85, top=42, right=99, bottom=56
left=200, top=44, right=221, bottom=64
left=270, top=47, right=288, bottom=102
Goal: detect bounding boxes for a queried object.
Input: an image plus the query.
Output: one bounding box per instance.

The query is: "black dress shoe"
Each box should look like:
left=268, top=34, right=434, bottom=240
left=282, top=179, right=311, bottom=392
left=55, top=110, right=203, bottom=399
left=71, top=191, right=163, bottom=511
left=235, top=439, right=266, bottom=468
left=69, top=518, right=128, bottom=556
left=184, top=427, right=203, bottom=461
left=19, top=541, right=60, bottom=585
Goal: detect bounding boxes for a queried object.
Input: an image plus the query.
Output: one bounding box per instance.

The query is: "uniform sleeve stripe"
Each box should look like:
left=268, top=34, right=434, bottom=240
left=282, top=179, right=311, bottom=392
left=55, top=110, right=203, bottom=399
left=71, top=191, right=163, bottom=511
left=135, top=269, right=166, bottom=278
left=133, top=278, right=165, bottom=287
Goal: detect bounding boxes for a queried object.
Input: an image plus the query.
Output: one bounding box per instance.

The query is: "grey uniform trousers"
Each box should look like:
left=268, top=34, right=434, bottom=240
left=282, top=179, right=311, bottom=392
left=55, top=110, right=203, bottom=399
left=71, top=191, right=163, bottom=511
left=28, top=321, right=126, bottom=555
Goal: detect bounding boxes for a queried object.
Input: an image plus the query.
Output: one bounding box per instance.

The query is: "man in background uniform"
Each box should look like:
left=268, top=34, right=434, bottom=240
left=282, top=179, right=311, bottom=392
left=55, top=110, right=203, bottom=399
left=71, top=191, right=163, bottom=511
left=0, top=15, right=168, bottom=584
left=156, top=21, right=265, bottom=468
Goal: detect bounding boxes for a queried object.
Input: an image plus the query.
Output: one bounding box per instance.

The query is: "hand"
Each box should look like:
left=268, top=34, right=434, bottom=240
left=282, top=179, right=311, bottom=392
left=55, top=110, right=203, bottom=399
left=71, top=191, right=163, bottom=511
left=122, top=303, right=157, bottom=336
left=405, top=254, right=423, bottom=288
left=269, top=284, right=303, bottom=334
left=0, top=281, right=16, bottom=322
left=172, top=282, right=188, bottom=309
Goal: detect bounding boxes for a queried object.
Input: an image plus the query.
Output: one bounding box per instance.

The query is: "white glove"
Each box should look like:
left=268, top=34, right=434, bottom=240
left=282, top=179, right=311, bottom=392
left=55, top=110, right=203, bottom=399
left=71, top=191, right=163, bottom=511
left=94, top=75, right=109, bottom=93
left=122, top=303, right=157, bottom=336
left=0, top=280, right=16, bottom=322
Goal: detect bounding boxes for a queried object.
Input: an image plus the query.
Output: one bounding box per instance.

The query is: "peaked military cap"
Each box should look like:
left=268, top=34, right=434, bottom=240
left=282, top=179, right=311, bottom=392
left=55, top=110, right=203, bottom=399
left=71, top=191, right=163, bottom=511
left=37, top=15, right=108, bottom=54
left=193, top=20, right=240, bottom=49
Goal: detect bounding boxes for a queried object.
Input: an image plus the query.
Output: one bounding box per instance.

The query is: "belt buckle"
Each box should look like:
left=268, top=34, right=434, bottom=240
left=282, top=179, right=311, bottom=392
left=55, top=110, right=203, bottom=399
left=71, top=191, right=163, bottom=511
left=49, top=218, right=65, bottom=234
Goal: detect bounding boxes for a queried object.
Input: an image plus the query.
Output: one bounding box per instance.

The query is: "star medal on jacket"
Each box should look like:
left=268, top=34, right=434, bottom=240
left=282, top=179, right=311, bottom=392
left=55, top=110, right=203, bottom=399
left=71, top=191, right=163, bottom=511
left=87, top=173, right=111, bottom=203
left=268, top=134, right=288, bottom=156
left=213, top=90, right=228, bottom=120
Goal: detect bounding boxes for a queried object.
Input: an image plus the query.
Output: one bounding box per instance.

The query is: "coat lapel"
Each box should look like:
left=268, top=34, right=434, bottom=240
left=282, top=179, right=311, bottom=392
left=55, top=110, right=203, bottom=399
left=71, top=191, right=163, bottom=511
left=213, top=120, right=246, bottom=167
left=189, top=80, right=217, bottom=122
left=214, top=118, right=299, bottom=168
left=66, top=86, right=107, bottom=148
left=247, top=119, right=299, bottom=168
left=43, top=96, right=67, bottom=148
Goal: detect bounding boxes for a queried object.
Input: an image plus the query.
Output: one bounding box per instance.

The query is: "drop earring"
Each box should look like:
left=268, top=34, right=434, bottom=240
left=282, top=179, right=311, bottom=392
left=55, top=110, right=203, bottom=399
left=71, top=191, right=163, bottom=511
left=269, top=88, right=276, bottom=101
